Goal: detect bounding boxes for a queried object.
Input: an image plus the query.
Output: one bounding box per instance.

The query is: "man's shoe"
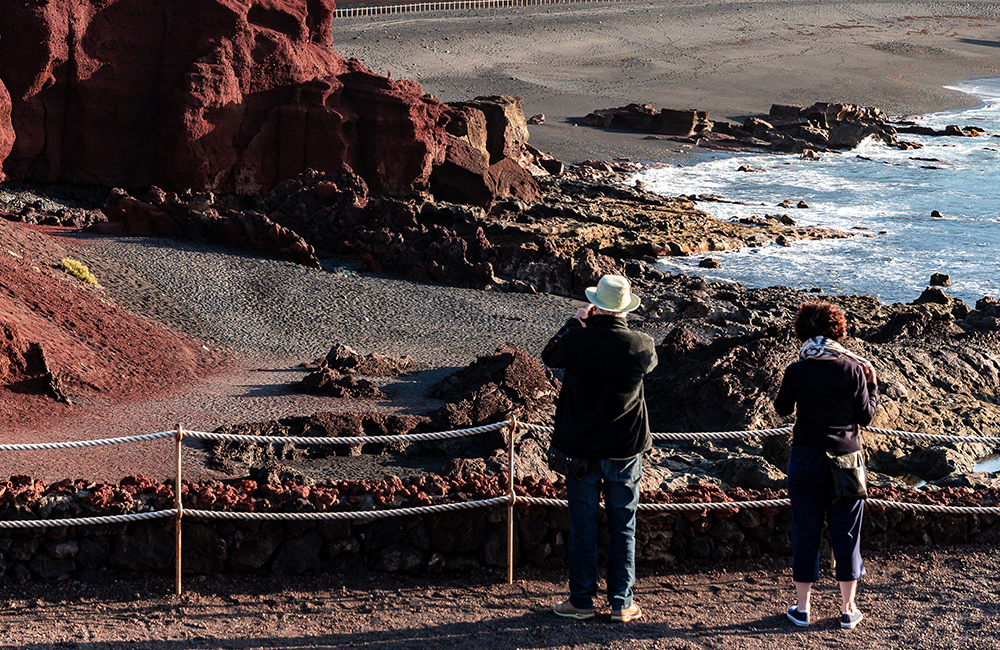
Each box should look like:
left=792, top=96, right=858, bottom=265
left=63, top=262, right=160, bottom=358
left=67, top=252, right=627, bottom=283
left=787, top=605, right=809, bottom=627
left=553, top=599, right=595, bottom=620
left=840, top=610, right=864, bottom=629
left=611, top=602, right=642, bottom=622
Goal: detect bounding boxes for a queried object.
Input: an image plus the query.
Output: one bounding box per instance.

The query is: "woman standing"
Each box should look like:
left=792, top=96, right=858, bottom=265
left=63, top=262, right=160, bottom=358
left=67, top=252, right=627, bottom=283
left=774, top=301, right=878, bottom=630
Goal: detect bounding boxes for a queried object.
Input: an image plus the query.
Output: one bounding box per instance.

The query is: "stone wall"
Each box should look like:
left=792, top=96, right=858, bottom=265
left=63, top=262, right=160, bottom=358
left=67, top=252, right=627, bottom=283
left=3, top=479, right=999, bottom=584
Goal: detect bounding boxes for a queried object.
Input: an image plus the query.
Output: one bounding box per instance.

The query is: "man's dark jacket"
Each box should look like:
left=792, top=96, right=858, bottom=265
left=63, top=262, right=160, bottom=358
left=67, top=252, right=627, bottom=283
left=541, top=314, right=658, bottom=459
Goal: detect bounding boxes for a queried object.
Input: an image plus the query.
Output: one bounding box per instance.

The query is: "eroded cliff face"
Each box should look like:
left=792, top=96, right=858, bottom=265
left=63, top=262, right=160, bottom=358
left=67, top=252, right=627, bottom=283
left=0, top=79, right=12, bottom=181
left=0, top=0, right=530, bottom=201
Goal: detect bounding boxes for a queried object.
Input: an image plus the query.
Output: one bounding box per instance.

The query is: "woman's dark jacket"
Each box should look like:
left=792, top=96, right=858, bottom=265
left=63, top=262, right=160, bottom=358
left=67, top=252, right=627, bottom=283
left=774, top=357, right=878, bottom=455
left=541, top=314, right=657, bottom=459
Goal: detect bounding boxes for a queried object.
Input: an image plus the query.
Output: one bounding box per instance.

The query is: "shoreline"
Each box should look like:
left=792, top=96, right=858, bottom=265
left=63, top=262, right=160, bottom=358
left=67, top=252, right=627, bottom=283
left=330, top=0, right=1000, bottom=164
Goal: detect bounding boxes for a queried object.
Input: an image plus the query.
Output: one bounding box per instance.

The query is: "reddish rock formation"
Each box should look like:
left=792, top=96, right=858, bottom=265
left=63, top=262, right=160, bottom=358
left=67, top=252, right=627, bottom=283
left=0, top=1, right=543, bottom=205
left=0, top=79, right=12, bottom=182
left=0, top=219, right=222, bottom=425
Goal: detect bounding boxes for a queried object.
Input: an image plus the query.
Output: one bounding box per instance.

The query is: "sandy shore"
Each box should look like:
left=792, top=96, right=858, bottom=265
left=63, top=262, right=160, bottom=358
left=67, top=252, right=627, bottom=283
left=331, top=0, right=1000, bottom=164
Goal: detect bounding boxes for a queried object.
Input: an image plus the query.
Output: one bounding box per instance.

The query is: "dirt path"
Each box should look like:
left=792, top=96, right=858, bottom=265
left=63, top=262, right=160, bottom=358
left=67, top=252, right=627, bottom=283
left=1, top=545, right=996, bottom=649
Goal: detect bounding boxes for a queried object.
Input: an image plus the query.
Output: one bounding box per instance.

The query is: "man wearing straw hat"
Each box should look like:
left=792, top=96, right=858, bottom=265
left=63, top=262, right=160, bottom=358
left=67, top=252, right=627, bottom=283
left=541, top=274, right=657, bottom=623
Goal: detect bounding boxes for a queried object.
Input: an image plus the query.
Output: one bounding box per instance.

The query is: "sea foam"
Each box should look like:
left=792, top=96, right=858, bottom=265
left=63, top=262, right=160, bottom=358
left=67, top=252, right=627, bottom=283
left=637, top=77, right=1000, bottom=306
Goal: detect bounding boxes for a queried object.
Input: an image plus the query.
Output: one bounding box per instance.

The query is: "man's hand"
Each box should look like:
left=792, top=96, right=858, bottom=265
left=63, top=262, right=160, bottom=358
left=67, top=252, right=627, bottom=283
left=862, top=364, right=877, bottom=386
left=574, top=304, right=595, bottom=325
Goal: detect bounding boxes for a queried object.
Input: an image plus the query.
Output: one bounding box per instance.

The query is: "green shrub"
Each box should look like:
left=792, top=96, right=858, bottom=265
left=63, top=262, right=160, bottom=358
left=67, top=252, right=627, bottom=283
left=59, top=257, right=98, bottom=286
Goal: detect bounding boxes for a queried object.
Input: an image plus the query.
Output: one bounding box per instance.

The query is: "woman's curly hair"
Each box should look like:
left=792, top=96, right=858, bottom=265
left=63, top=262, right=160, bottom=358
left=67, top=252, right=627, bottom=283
left=794, top=301, right=847, bottom=342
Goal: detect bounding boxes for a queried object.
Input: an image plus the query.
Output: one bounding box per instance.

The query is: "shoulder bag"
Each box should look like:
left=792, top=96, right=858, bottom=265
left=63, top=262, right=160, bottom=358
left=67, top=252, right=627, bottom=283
left=826, top=448, right=868, bottom=502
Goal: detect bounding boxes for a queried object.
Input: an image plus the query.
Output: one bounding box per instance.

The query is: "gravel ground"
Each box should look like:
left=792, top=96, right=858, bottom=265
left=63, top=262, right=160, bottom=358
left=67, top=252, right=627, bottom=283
left=1, top=545, right=998, bottom=649
left=70, top=234, right=593, bottom=367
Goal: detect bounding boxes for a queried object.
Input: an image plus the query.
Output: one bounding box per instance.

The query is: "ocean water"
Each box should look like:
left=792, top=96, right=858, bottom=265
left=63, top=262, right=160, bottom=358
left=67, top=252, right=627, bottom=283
left=636, top=78, right=1000, bottom=307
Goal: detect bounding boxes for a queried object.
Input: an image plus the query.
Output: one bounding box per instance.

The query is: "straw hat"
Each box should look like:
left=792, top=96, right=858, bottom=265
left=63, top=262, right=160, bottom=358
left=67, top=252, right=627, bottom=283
left=585, top=275, right=641, bottom=313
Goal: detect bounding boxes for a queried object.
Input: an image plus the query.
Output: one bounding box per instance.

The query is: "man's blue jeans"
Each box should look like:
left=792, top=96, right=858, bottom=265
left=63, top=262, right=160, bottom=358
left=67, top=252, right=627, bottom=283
left=566, top=455, right=642, bottom=610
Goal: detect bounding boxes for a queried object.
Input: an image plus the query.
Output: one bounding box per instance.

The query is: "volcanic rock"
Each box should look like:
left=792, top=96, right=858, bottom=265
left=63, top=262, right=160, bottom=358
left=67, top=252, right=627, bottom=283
left=313, top=343, right=416, bottom=377
left=95, top=186, right=322, bottom=268
left=0, top=79, right=11, bottom=182
left=582, top=104, right=713, bottom=137
left=0, top=1, right=543, bottom=205
left=428, top=343, right=559, bottom=427
left=583, top=99, right=906, bottom=154
left=299, top=368, right=387, bottom=400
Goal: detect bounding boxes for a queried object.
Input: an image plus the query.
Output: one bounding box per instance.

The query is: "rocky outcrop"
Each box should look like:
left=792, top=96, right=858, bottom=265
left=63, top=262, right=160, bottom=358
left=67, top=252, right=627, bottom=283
left=633, top=274, right=1000, bottom=488
left=428, top=343, right=560, bottom=430
left=90, top=164, right=847, bottom=294
left=297, top=343, right=414, bottom=399
left=309, top=343, right=416, bottom=377
left=0, top=79, right=11, bottom=183
left=581, top=101, right=973, bottom=154
left=583, top=104, right=713, bottom=137
left=0, top=1, right=542, bottom=205
left=96, top=186, right=322, bottom=268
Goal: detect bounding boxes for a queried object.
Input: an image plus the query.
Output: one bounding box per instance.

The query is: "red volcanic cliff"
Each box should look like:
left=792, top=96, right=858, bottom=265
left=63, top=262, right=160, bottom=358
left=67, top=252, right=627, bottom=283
left=0, top=78, right=11, bottom=182
left=0, top=0, right=537, bottom=202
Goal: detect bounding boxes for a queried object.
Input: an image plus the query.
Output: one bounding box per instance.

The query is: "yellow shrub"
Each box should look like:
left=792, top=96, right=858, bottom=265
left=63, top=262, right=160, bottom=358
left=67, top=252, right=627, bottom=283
left=59, top=257, right=99, bottom=286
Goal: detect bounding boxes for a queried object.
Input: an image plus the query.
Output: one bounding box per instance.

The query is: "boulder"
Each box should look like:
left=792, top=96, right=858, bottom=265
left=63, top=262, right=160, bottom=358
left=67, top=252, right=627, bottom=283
left=715, top=455, right=786, bottom=490
left=430, top=135, right=496, bottom=209
left=488, top=158, right=543, bottom=204
left=450, top=96, right=531, bottom=165
left=228, top=523, right=284, bottom=571
left=110, top=523, right=174, bottom=572
left=658, top=108, right=712, bottom=136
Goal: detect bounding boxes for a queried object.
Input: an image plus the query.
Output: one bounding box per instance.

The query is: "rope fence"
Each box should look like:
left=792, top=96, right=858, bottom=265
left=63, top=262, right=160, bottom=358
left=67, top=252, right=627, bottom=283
left=0, top=509, right=178, bottom=529
left=332, top=0, right=610, bottom=19
left=3, top=419, right=1000, bottom=593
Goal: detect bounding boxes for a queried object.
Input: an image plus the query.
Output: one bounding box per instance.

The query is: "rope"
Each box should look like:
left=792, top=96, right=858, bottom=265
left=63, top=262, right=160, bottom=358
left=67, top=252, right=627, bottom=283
left=864, top=426, right=1000, bottom=444
left=866, top=499, right=1000, bottom=515
left=519, top=495, right=1000, bottom=514
left=184, top=496, right=510, bottom=521
left=652, top=427, right=792, bottom=441
left=0, top=431, right=174, bottom=451
left=517, top=496, right=792, bottom=510
left=6, top=421, right=998, bottom=451
left=0, top=509, right=178, bottom=529
left=184, top=421, right=508, bottom=445
left=5, top=496, right=999, bottom=529
left=531, top=421, right=1000, bottom=443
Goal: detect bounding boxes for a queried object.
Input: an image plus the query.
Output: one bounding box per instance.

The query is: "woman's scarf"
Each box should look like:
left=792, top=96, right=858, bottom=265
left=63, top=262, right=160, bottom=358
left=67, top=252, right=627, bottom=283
left=799, top=336, right=872, bottom=368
